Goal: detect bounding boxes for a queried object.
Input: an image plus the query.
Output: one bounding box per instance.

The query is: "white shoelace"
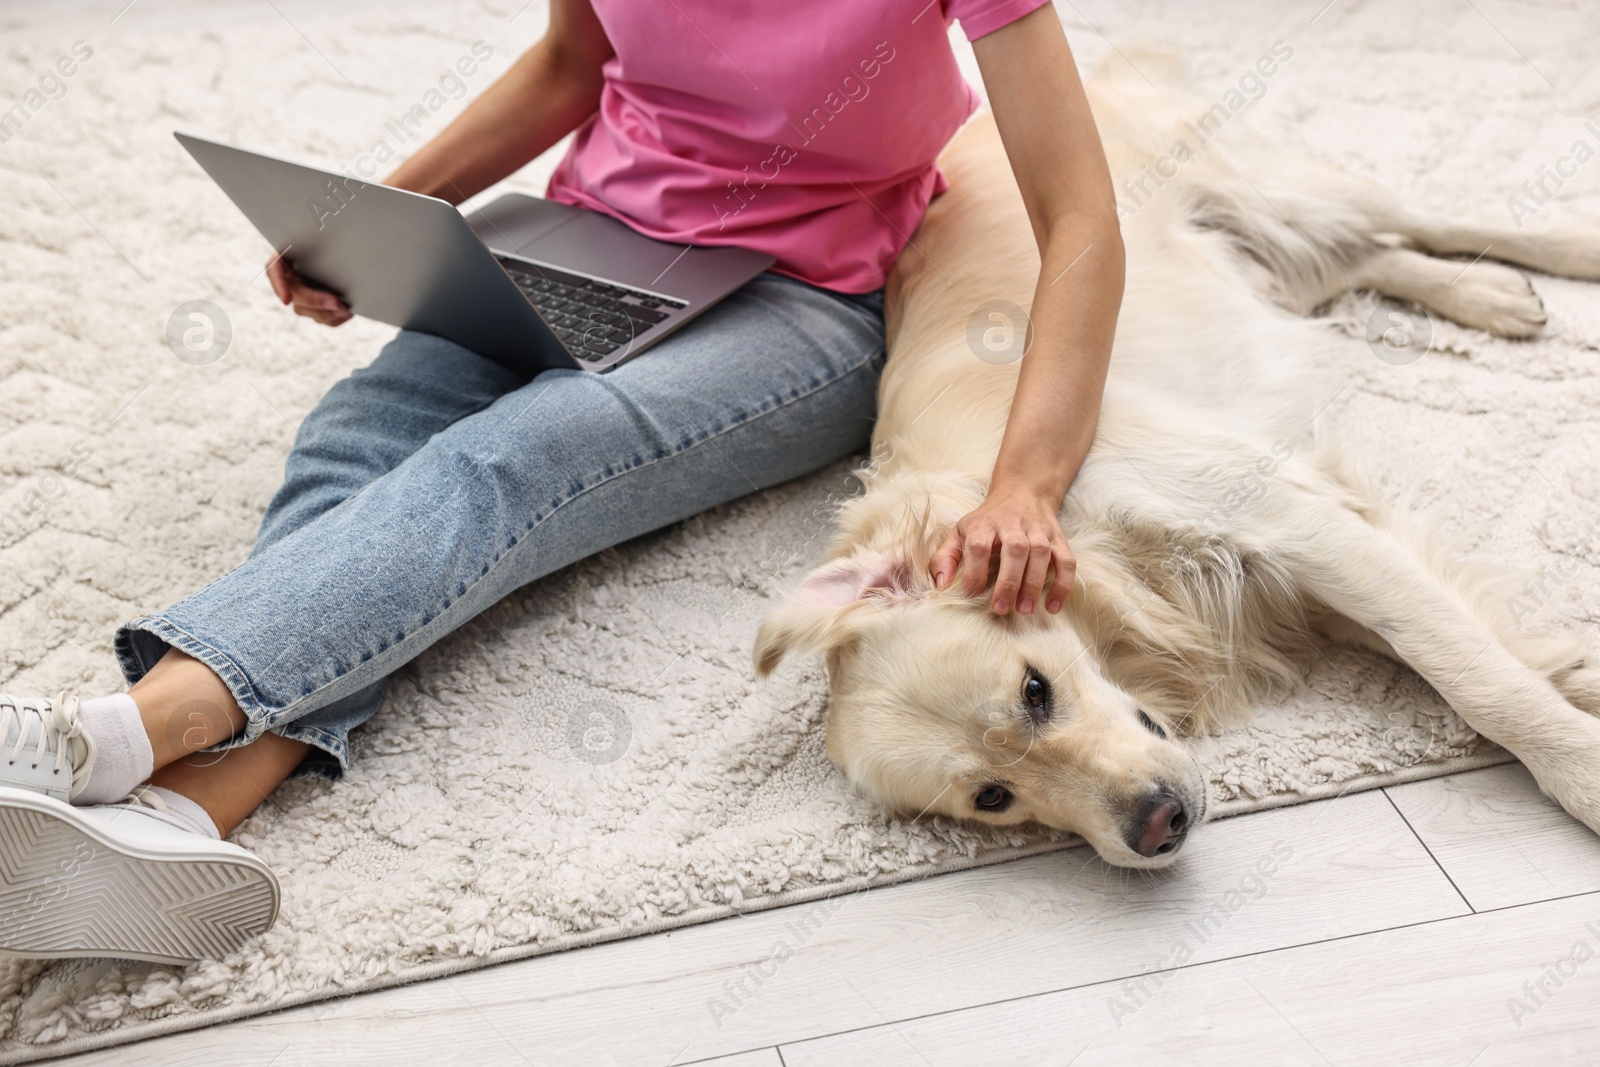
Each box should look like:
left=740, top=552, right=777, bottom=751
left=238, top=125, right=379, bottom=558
left=0, top=691, right=95, bottom=794
left=122, top=784, right=169, bottom=814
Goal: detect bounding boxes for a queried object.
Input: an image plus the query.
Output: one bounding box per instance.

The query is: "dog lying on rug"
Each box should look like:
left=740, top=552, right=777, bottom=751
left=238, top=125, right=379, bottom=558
left=754, top=58, right=1600, bottom=869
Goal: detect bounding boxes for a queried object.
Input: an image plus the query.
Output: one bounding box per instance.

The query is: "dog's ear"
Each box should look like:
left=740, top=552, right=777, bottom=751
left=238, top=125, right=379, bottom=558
left=753, top=549, right=915, bottom=676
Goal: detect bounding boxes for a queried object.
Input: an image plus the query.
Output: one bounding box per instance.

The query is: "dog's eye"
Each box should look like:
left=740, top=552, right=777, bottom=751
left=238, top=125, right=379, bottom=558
left=1138, top=709, right=1168, bottom=739
left=974, top=785, right=1014, bottom=812
left=1021, top=669, right=1051, bottom=717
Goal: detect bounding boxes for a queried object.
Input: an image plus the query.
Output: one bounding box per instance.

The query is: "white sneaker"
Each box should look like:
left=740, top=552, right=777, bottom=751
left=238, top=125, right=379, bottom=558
left=0, top=786, right=279, bottom=964
left=0, top=692, right=95, bottom=802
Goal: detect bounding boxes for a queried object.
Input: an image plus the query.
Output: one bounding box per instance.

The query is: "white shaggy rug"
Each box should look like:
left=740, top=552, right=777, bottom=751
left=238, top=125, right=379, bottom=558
left=2, top=0, right=1597, bottom=1058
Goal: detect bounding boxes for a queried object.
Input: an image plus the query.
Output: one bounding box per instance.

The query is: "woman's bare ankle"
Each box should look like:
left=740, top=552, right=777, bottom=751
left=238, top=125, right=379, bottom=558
left=127, top=649, right=248, bottom=769
left=150, top=733, right=309, bottom=837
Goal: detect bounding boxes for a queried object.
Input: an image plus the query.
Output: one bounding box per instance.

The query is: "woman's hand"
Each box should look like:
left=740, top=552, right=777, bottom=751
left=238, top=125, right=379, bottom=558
left=930, top=488, right=1076, bottom=616
left=266, top=256, right=352, bottom=327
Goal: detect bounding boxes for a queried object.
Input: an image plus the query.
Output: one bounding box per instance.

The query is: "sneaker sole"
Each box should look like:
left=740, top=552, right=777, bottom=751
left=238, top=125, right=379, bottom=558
left=0, top=788, right=279, bottom=964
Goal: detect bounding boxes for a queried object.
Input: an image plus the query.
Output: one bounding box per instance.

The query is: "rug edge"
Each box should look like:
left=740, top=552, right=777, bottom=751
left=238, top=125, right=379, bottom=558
left=1, top=747, right=1517, bottom=1064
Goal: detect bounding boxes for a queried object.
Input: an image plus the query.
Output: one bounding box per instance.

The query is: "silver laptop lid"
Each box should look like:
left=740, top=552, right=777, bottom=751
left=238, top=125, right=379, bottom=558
left=175, top=132, right=576, bottom=376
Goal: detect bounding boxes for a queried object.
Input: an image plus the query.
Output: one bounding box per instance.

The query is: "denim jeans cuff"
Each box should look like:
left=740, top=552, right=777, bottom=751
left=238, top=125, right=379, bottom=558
left=113, top=615, right=275, bottom=747
left=116, top=616, right=358, bottom=773
left=274, top=723, right=351, bottom=772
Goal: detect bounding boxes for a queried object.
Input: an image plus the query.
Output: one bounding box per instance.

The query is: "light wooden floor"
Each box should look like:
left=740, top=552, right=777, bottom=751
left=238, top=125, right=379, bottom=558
left=50, top=764, right=1600, bottom=1066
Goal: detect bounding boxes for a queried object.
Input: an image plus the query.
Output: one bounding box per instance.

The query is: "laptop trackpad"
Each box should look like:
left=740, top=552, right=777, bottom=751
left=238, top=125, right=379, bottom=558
left=524, top=212, right=692, bottom=294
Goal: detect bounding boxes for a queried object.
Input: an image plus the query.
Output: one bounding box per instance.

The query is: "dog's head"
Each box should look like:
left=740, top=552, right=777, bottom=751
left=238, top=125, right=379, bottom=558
left=754, top=546, right=1207, bottom=868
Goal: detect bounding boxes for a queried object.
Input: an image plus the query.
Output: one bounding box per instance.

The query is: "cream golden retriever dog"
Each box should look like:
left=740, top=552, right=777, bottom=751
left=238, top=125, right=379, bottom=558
left=754, top=57, right=1600, bottom=869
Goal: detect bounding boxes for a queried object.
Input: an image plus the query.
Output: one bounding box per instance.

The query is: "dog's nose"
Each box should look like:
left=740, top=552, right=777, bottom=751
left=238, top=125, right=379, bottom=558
left=1129, top=790, right=1189, bottom=857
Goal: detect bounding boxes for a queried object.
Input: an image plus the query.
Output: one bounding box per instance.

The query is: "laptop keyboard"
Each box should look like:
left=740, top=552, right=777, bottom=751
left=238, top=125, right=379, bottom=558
left=500, top=261, right=687, bottom=360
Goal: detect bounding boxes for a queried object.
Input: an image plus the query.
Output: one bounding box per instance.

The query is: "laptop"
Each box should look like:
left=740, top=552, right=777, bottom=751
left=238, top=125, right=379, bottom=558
left=174, top=133, right=776, bottom=374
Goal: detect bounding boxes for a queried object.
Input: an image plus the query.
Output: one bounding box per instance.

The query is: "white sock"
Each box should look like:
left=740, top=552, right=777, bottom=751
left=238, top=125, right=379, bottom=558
left=75, top=693, right=155, bottom=805
left=144, top=786, right=221, bottom=840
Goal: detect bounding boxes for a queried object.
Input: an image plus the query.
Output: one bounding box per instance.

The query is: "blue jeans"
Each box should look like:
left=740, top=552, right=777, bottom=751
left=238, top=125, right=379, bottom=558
left=115, top=273, right=885, bottom=774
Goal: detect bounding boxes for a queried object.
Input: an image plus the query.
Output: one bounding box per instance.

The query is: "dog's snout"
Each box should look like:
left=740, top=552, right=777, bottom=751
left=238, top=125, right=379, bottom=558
left=1129, top=790, right=1189, bottom=858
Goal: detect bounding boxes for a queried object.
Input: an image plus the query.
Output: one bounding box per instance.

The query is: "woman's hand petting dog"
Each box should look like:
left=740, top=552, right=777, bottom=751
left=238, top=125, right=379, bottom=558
left=930, top=488, right=1076, bottom=616
left=266, top=256, right=352, bottom=327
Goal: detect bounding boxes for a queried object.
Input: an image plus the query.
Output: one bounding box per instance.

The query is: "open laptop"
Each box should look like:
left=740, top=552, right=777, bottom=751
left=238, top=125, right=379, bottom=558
left=175, top=133, right=775, bottom=374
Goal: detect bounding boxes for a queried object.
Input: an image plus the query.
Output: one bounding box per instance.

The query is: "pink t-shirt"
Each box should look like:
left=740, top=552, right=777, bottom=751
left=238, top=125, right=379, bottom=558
left=545, top=0, right=1051, bottom=293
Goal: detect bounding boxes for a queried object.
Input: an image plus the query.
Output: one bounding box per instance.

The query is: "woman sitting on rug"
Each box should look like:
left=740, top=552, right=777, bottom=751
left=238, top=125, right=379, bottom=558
left=0, top=0, right=1123, bottom=963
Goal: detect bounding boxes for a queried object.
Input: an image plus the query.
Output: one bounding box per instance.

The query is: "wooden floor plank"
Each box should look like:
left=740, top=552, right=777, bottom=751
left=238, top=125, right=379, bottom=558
left=50, top=790, right=1464, bottom=1067
left=780, top=890, right=1600, bottom=1067
left=1386, top=764, right=1600, bottom=911
left=685, top=1051, right=783, bottom=1067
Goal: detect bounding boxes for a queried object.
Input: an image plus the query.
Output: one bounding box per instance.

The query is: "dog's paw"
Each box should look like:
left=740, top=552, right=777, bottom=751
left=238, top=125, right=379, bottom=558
left=1523, top=726, right=1600, bottom=835
left=1443, top=261, right=1547, bottom=338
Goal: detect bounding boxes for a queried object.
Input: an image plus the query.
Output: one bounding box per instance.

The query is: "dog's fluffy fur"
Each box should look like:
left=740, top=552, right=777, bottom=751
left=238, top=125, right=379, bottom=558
left=754, top=56, right=1600, bottom=868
